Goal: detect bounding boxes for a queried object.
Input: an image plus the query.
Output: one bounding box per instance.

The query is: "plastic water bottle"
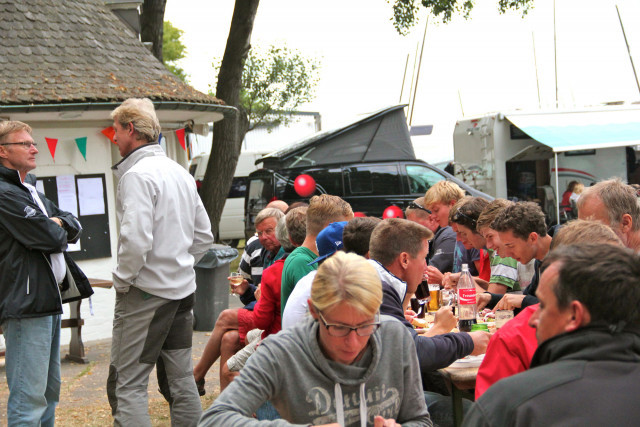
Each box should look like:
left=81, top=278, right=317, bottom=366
left=457, top=264, right=477, bottom=332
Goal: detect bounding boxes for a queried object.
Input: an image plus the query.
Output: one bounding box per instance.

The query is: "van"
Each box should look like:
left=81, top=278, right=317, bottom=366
left=190, top=152, right=266, bottom=247
left=452, top=106, right=640, bottom=224
left=244, top=160, right=490, bottom=237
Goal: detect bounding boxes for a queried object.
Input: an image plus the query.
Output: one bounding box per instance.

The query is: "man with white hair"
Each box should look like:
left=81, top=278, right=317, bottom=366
left=107, top=98, right=214, bottom=426
left=578, top=177, right=640, bottom=251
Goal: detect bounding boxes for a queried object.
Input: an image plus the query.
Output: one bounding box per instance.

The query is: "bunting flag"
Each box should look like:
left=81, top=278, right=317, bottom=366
left=75, top=137, right=87, bottom=160
left=175, top=128, right=186, bottom=151
left=44, top=137, right=58, bottom=161
left=101, top=126, right=116, bottom=144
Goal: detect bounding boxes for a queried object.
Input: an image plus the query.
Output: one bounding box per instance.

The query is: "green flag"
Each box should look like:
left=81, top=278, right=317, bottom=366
left=75, top=137, right=87, bottom=160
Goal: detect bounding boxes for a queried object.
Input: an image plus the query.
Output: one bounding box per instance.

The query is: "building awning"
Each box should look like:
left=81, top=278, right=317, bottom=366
left=505, top=107, right=640, bottom=152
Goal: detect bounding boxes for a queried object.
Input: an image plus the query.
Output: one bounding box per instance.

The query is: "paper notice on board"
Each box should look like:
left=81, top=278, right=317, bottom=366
left=56, top=175, right=79, bottom=218
left=77, top=177, right=105, bottom=216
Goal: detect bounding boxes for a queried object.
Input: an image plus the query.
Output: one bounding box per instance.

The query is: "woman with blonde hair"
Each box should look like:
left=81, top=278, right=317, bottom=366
left=201, top=252, right=431, bottom=427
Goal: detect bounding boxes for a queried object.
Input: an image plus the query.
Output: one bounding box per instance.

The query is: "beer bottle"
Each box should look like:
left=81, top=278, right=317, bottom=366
left=457, top=264, right=477, bottom=332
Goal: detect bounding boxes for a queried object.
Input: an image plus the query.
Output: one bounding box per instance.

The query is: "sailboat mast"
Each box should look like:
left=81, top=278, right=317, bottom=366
left=616, top=4, right=640, bottom=96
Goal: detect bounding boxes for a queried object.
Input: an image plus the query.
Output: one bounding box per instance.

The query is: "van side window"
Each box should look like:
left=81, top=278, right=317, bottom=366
left=406, top=165, right=445, bottom=194
left=228, top=177, right=248, bottom=199
left=345, top=165, right=400, bottom=195
left=279, top=169, right=343, bottom=199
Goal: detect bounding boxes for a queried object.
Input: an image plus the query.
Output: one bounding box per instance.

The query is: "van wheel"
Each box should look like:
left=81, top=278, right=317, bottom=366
left=219, top=239, right=239, bottom=248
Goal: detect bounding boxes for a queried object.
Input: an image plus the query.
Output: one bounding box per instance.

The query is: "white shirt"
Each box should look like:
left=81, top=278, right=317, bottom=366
left=23, top=182, right=66, bottom=284
left=281, top=270, right=316, bottom=329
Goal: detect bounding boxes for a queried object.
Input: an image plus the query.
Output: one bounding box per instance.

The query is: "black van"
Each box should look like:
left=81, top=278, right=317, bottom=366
left=243, top=105, right=491, bottom=236
left=244, top=160, right=490, bottom=237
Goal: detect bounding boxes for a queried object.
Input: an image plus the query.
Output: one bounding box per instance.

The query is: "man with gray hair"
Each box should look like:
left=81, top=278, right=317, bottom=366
left=0, top=120, right=90, bottom=425
left=107, top=98, right=214, bottom=425
left=578, top=177, right=640, bottom=251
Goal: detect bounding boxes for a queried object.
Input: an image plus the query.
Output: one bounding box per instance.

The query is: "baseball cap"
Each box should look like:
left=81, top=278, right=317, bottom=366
left=308, top=221, right=347, bottom=265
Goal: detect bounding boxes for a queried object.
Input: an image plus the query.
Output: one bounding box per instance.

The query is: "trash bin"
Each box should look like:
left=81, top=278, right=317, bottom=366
left=193, top=244, right=239, bottom=331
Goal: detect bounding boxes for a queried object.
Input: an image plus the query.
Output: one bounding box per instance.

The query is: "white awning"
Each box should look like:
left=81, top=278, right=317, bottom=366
left=505, top=108, right=640, bottom=152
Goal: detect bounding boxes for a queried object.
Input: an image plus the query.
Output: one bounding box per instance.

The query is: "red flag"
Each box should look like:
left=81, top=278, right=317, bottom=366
left=45, top=137, right=58, bottom=161
left=101, top=126, right=116, bottom=144
left=175, top=128, right=186, bottom=151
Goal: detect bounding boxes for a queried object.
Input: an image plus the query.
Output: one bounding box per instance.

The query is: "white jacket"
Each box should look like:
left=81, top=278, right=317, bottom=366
left=112, top=144, right=213, bottom=300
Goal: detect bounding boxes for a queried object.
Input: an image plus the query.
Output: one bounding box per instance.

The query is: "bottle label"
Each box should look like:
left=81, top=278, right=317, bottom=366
left=458, top=288, right=476, bottom=305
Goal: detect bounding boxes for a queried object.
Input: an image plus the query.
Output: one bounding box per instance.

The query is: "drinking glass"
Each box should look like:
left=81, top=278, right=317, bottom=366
left=229, top=272, right=243, bottom=297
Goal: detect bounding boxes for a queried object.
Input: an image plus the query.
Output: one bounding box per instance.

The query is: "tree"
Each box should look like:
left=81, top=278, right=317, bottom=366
left=391, top=0, right=534, bottom=35
left=140, top=0, right=167, bottom=61
left=163, top=21, right=188, bottom=82
left=200, top=0, right=261, bottom=241
left=212, top=45, right=320, bottom=133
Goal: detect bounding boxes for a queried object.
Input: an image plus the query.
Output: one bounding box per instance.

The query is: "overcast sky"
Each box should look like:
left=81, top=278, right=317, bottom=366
left=165, top=0, right=640, bottom=159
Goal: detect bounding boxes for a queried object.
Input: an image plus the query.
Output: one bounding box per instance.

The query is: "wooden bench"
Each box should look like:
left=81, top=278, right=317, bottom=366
left=0, top=278, right=112, bottom=363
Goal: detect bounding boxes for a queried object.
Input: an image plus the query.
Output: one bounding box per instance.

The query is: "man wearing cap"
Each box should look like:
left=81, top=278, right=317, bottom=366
left=281, top=221, right=347, bottom=329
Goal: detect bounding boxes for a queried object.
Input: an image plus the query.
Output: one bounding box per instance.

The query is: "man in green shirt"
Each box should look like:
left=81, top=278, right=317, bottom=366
left=281, top=194, right=353, bottom=313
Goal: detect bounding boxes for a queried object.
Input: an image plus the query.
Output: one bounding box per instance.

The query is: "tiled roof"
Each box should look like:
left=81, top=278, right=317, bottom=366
left=0, top=0, right=222, bottom=105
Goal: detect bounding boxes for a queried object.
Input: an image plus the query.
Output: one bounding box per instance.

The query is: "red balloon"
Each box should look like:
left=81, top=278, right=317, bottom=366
left=353, top=211, right=366, bottom=217
left=383, top=205, right=404, bottom=219
left=294, top=174, right=316, bottom=197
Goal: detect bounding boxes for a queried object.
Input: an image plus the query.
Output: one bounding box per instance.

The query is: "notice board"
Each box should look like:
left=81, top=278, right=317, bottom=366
left=37, top=174, right=111, bottom=261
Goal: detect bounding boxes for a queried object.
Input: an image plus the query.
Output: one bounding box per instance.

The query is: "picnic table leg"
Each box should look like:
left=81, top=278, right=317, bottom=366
left=65, top=300, right=88, bottom=364
left=452, top=387, right=464, bottom=427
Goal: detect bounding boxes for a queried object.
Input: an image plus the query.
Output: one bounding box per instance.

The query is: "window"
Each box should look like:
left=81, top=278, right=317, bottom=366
left=228, top=177, right=248, bottom=199
left=405, top=165, right=446, bottom=194
left=280, top=169, right=343, bottom=199
left=346, top=165, right=400, bottom=195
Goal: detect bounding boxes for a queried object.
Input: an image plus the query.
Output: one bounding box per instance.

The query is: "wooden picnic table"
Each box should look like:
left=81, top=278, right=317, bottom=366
left=0, top=278, right=112, bottom=363
left=439, top=365, right=480, bottom=427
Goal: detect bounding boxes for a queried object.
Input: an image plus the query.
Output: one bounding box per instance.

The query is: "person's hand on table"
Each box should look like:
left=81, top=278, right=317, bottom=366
left=468, top=331, right=491, bottom=355
left=228, top=277, right=250, bottom=296
left=476, top=292, right=492, bottom=310
left=425, top=266, right=444, bottom=285
left=442, top=272, right=460, bottom=290
left=493, top=293, right=526, bottom=311
left=424, top=306, right=457, bottom=337
left=404, top=309, right=417, bottom=323
left=374, top=416, right=401, bottom=427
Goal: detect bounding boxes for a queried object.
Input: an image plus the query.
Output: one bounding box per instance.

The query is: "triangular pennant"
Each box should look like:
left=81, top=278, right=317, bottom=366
left=175, top=128, right=186, bottom=151
left=101, top=126, right=116, bottom=144
left=45, top=137, right=58, bottom=161
left=75, top=137, right=87, bottom=160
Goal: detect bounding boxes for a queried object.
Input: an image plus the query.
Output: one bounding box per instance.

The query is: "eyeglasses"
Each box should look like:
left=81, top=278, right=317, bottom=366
left=257, top=227, right=275, bottom=238
left=316, top=309, right=380, bottom=337
left=406, top=201, right=432, bottom=214
left=452, top=210, right=477, bottom=227
left=0, top=141, right=38, bottom=149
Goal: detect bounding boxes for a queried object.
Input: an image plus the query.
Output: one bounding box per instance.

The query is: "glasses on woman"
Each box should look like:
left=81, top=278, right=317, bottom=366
left=406, top=201, right=431, bottom=214
left=316, top=310, right=380, bottom=337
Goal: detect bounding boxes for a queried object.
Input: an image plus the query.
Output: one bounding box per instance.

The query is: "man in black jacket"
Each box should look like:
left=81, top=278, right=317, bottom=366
left=0, top=120, right=87, bottom=425
left=464, top=243, right=640, bottom=426
left=369, top=218, right=489, bottom=426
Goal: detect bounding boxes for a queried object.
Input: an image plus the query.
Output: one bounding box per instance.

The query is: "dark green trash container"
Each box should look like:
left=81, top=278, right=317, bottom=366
left=193, top=244, right=239, bottom=331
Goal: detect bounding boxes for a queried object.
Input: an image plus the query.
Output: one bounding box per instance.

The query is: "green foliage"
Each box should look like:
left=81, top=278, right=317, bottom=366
left=211, top=45, right=320, bottom=132
left=162, top=21, right=188, bottom=82
left=390, top=0, right=534, bottom=35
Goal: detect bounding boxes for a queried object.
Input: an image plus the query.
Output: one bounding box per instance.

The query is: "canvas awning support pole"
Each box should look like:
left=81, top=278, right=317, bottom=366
left=555, top=152, right=560, bottom=225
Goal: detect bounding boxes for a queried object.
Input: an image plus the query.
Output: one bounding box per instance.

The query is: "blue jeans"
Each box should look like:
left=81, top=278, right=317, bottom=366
left=2, top=314, right=61, bottom=427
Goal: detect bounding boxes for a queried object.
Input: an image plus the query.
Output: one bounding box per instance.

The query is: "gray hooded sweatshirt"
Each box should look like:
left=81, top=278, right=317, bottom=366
left=200, top=316, right=432, bottom=426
